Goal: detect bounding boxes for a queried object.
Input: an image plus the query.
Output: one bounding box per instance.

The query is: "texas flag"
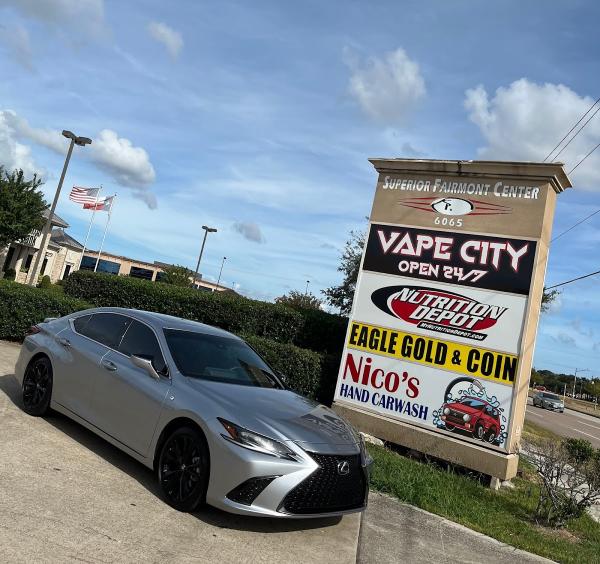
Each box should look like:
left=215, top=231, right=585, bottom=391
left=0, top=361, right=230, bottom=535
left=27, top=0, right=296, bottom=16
left=84, top=195, right=115, bottom=212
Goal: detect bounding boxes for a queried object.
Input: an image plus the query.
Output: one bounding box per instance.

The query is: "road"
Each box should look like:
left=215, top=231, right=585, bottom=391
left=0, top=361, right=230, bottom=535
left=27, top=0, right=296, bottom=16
left=525, top=398, right=600, bottom=449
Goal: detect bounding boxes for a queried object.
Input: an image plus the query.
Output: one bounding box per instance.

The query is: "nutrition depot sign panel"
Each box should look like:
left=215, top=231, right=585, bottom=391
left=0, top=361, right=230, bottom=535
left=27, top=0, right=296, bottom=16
left=333, top=159, right=571, bottom=477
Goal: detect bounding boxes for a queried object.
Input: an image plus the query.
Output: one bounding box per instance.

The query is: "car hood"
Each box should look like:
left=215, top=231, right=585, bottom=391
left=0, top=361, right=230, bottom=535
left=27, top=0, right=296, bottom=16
left=186, top=379, right=360, bottom=454
left=446, top=403, right=482, bottom=415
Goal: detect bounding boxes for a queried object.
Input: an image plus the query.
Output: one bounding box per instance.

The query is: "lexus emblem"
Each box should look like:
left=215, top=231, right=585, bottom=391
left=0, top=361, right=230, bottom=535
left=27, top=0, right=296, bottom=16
left=337, top=460, right=350, bottom=476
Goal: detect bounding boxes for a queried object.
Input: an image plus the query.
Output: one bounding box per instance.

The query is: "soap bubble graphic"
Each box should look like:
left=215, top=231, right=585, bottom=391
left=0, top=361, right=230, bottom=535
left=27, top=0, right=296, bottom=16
left=432, top=380, right=508, bottom=447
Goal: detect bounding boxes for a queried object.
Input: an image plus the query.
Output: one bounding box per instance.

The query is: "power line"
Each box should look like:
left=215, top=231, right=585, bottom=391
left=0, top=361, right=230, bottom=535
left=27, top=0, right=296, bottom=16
left=546, top=269, right=600, bottom=290
left=544, top=96, right=600, bottom=162
left=552, top=207, right=600, bottom=242
left=551, top=104, right=600, bottom=162
left=568, top=140, right=600, bottom=174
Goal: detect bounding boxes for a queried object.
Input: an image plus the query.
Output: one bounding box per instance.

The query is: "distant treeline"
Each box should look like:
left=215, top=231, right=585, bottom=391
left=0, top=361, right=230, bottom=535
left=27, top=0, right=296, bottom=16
left=531, top=368, right=600, bottom=401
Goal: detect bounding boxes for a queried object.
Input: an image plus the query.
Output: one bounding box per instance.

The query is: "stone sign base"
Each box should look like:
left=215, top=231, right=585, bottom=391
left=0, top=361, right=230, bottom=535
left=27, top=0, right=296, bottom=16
left=333, top=401, right=519, bottom=481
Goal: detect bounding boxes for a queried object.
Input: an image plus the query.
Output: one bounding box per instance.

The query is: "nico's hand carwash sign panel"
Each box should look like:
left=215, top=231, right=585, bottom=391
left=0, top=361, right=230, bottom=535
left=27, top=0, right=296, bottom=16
left=334, top=349, right=514, bottom=450
left=355, top=271, right=527, bottom=354
left=363, top=223, right=537, bottom=295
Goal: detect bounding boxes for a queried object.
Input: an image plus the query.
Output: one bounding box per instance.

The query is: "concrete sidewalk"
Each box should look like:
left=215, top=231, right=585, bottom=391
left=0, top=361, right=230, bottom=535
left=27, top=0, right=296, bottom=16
left=358, top=492, right=552, bottom=564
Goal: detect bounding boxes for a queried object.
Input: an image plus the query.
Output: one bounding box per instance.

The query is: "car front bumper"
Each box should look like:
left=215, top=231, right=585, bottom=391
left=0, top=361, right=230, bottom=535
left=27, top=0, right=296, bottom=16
left=205, top=433, right=371, bottom=518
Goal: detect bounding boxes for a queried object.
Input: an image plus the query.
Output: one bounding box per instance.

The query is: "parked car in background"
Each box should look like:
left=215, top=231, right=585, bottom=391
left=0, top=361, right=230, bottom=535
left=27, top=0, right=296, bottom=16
left=441, top=396, right=501, bottom=444
left=532, top=391, right=564, bottom=412
left=15, top=308, right=371, bottom=518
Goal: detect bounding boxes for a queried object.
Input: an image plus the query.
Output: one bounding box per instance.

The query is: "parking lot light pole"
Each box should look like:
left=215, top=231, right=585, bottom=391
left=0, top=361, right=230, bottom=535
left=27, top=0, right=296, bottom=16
left=215, top=256, right=226, bottom=291
left=192, top=225, right=217, bottom=288
left=28, top=130, right=92, bottom=285
left=573, top=367, right=589, bottom=398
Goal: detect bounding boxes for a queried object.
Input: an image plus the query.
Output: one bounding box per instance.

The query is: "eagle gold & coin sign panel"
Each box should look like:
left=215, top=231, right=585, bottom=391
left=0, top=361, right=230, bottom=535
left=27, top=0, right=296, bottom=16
left=333, top=160, right=570, bottom=471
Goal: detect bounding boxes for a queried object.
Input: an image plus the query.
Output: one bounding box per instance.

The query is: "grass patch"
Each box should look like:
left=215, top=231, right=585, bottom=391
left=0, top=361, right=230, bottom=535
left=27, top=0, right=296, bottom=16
left=367, top=443, right=600, bottom=563
left=522, top=419, right=562, bottom=442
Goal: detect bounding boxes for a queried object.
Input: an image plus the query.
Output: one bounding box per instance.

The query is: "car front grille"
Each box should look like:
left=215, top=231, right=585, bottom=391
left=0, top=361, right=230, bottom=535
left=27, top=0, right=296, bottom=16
left=280, top=452, right=366, bottom=515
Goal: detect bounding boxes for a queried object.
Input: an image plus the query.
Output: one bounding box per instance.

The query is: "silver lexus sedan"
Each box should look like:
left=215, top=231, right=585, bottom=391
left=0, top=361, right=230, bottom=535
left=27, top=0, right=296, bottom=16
left=15, top=307, right=370, bottom=518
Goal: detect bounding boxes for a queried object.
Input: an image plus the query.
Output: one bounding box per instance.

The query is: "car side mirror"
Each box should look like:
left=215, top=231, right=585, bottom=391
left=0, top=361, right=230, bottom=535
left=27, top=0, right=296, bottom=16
left=130, top=354, right=160, bottom=380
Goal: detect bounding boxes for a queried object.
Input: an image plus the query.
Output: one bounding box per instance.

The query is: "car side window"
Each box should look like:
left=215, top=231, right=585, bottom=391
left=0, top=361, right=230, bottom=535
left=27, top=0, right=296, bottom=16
left=119, top=320, right=168, bottom=375
left=81, top=313, right=132, bottom=349
left=73, top=314, right=92, bottom=334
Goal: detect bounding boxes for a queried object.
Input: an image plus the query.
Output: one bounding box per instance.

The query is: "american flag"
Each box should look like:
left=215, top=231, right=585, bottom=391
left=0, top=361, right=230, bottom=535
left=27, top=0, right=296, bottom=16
left=69, top=186, right=100, bottom=205
left=84, top=195, right=114, bottom=213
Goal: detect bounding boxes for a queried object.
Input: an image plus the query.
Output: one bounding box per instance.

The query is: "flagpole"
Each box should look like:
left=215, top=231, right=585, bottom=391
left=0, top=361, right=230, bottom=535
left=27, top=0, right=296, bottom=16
left=77, top=186, right=102, bottom=271
left=94, top=194, right=116, bottom=272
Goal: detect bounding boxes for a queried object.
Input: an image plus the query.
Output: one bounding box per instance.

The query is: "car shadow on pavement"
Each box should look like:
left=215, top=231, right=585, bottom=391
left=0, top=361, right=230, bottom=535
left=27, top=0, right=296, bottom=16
left=0, top=373, right=342, bottom=533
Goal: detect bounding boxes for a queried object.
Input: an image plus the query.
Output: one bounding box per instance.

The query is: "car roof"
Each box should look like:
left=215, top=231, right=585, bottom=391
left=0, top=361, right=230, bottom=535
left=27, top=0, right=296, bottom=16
left=76, top=307, right=240, bottom=340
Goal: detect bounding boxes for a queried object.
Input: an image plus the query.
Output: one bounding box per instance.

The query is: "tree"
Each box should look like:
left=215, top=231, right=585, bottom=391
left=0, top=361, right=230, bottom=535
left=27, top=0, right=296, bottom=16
left=324, top=226, right=558, bottom=315
left=275, top=290, right=322, bottom=310
left=323, top=229, right=365, bottom=315
left=0, top=167, right=46, bottom=249
left=159, top=264, right=193, bottom=286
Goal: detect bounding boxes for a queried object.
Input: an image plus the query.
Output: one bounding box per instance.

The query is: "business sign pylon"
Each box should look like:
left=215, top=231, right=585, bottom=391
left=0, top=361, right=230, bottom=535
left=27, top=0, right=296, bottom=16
left=332, top=159, right=571, bottom=481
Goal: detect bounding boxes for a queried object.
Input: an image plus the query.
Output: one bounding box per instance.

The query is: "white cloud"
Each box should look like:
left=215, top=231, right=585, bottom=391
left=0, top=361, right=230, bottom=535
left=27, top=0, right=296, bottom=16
left=0, top=111, right=42, bottom=177
left=147, top=21, right=183, bottom=60
left=347, top=48, right=426, bottom=124
left=232, top=221, right=265, bottom=244
left=0, top=0, right=106, bottom=36
left=0, top=110, right=157, bottom=207
left=464, top=79, right=600, bottom=188
left=0, top=24, right=33, bottom=70
left=90, top=129, right=156, bottom=189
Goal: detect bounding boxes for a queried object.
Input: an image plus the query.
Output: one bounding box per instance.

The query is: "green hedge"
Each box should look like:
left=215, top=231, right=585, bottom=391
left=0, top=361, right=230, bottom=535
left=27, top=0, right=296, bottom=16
left=64, top=271, right=303, bottom=344
left=292, top=307, right=348, bottom=354
left=0, top=280, right=90, bottom=341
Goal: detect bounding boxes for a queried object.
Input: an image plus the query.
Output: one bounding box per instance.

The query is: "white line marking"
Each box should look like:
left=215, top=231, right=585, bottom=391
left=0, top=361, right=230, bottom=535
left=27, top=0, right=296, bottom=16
left=579, top=421, right=600, bottom=430
left=569, top=427, right=599, bottom=440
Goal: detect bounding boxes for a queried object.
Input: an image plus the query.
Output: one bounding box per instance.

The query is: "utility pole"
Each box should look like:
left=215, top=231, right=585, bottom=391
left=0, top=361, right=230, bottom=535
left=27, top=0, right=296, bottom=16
left=28, top=130, right=92, bottom=285
left=573, top=367, right=589, bottom=398
left=305, top=280, right=310, bottom=295
left=192, top=225, right=217, bottom=288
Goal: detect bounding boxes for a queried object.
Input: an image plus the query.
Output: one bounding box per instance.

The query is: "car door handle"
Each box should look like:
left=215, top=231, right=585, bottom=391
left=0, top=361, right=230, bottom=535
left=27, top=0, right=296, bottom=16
left=101, top=360, right=117, bottom=372
left=57, top=337, right=71, bottom=347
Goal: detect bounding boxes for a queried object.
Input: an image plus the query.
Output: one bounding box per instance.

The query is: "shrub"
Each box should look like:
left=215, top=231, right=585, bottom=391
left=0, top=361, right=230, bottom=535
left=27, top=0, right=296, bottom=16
left=292, top=307, right=348, bottom=354
left=3, top=268, right=16, bottom=281
left=39, top=275, right=51, bottom=289
left=0, top=280, right=90, bottom=341
left=525, top=437, right=600, bottom=527
left=64, top=270, right=303, bottom=344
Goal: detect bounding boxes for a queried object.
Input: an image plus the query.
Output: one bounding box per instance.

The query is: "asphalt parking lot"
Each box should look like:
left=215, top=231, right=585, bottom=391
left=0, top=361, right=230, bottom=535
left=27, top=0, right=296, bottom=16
left=0, top=341, right=360, bottom=564
left=525, top=398, right=600, bottom=449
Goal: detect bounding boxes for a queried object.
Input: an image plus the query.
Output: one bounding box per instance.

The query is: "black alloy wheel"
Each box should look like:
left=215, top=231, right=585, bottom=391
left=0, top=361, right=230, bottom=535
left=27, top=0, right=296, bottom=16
left=474, top=423, right=485, bottom=441
left=158, top=426, right=209, bottom=512
left=22, top=356, right=53, bottom=416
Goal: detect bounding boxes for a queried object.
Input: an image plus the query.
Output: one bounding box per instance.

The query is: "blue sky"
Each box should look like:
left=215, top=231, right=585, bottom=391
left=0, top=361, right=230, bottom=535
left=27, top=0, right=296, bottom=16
left=1, top=0, right=599, bottom=378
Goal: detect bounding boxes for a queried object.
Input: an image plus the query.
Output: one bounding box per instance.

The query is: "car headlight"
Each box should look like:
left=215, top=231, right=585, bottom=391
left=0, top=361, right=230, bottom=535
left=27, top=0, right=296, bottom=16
left=443, top=407, right=450, bottom=415
left=463, top=414, right=471, bottom=422
left=218, top=418, right=300, bottom=461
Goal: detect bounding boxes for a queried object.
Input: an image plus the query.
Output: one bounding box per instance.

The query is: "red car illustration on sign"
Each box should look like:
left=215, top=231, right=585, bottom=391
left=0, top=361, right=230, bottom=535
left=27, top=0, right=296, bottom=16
left=440, top=396, right=500, bottom=443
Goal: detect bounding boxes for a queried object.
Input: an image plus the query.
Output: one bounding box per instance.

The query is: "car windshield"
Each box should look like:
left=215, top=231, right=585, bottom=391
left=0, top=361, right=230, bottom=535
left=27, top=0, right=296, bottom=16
left=543, top=393, right=560, bottom=400
left=459, top=398, right=486, bottom=409
left=164, top=329, right=283, bottom=389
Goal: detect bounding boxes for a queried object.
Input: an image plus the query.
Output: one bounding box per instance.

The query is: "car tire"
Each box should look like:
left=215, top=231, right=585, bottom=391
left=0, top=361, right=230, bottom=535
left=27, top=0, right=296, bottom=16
left=157, top=426, right=209, bottom=513
left=22, top=356, right=53, bottom=416
left=485, top=428, right=497, bottom=444
left=444, top=423, right=456, bottom=431
left=474, top=423, right=485, bottom=441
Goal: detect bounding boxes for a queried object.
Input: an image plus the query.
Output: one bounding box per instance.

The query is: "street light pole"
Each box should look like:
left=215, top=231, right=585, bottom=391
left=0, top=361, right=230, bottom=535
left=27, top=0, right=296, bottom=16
left=305, top=280, right=310, bottom=295
left=192, top=225, right=217, bottom=288
left=215, top=256, right=226, bottom=291
left=573, top=367, right=589, bottom=398
left=28, top=130, right=92, bottom=285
